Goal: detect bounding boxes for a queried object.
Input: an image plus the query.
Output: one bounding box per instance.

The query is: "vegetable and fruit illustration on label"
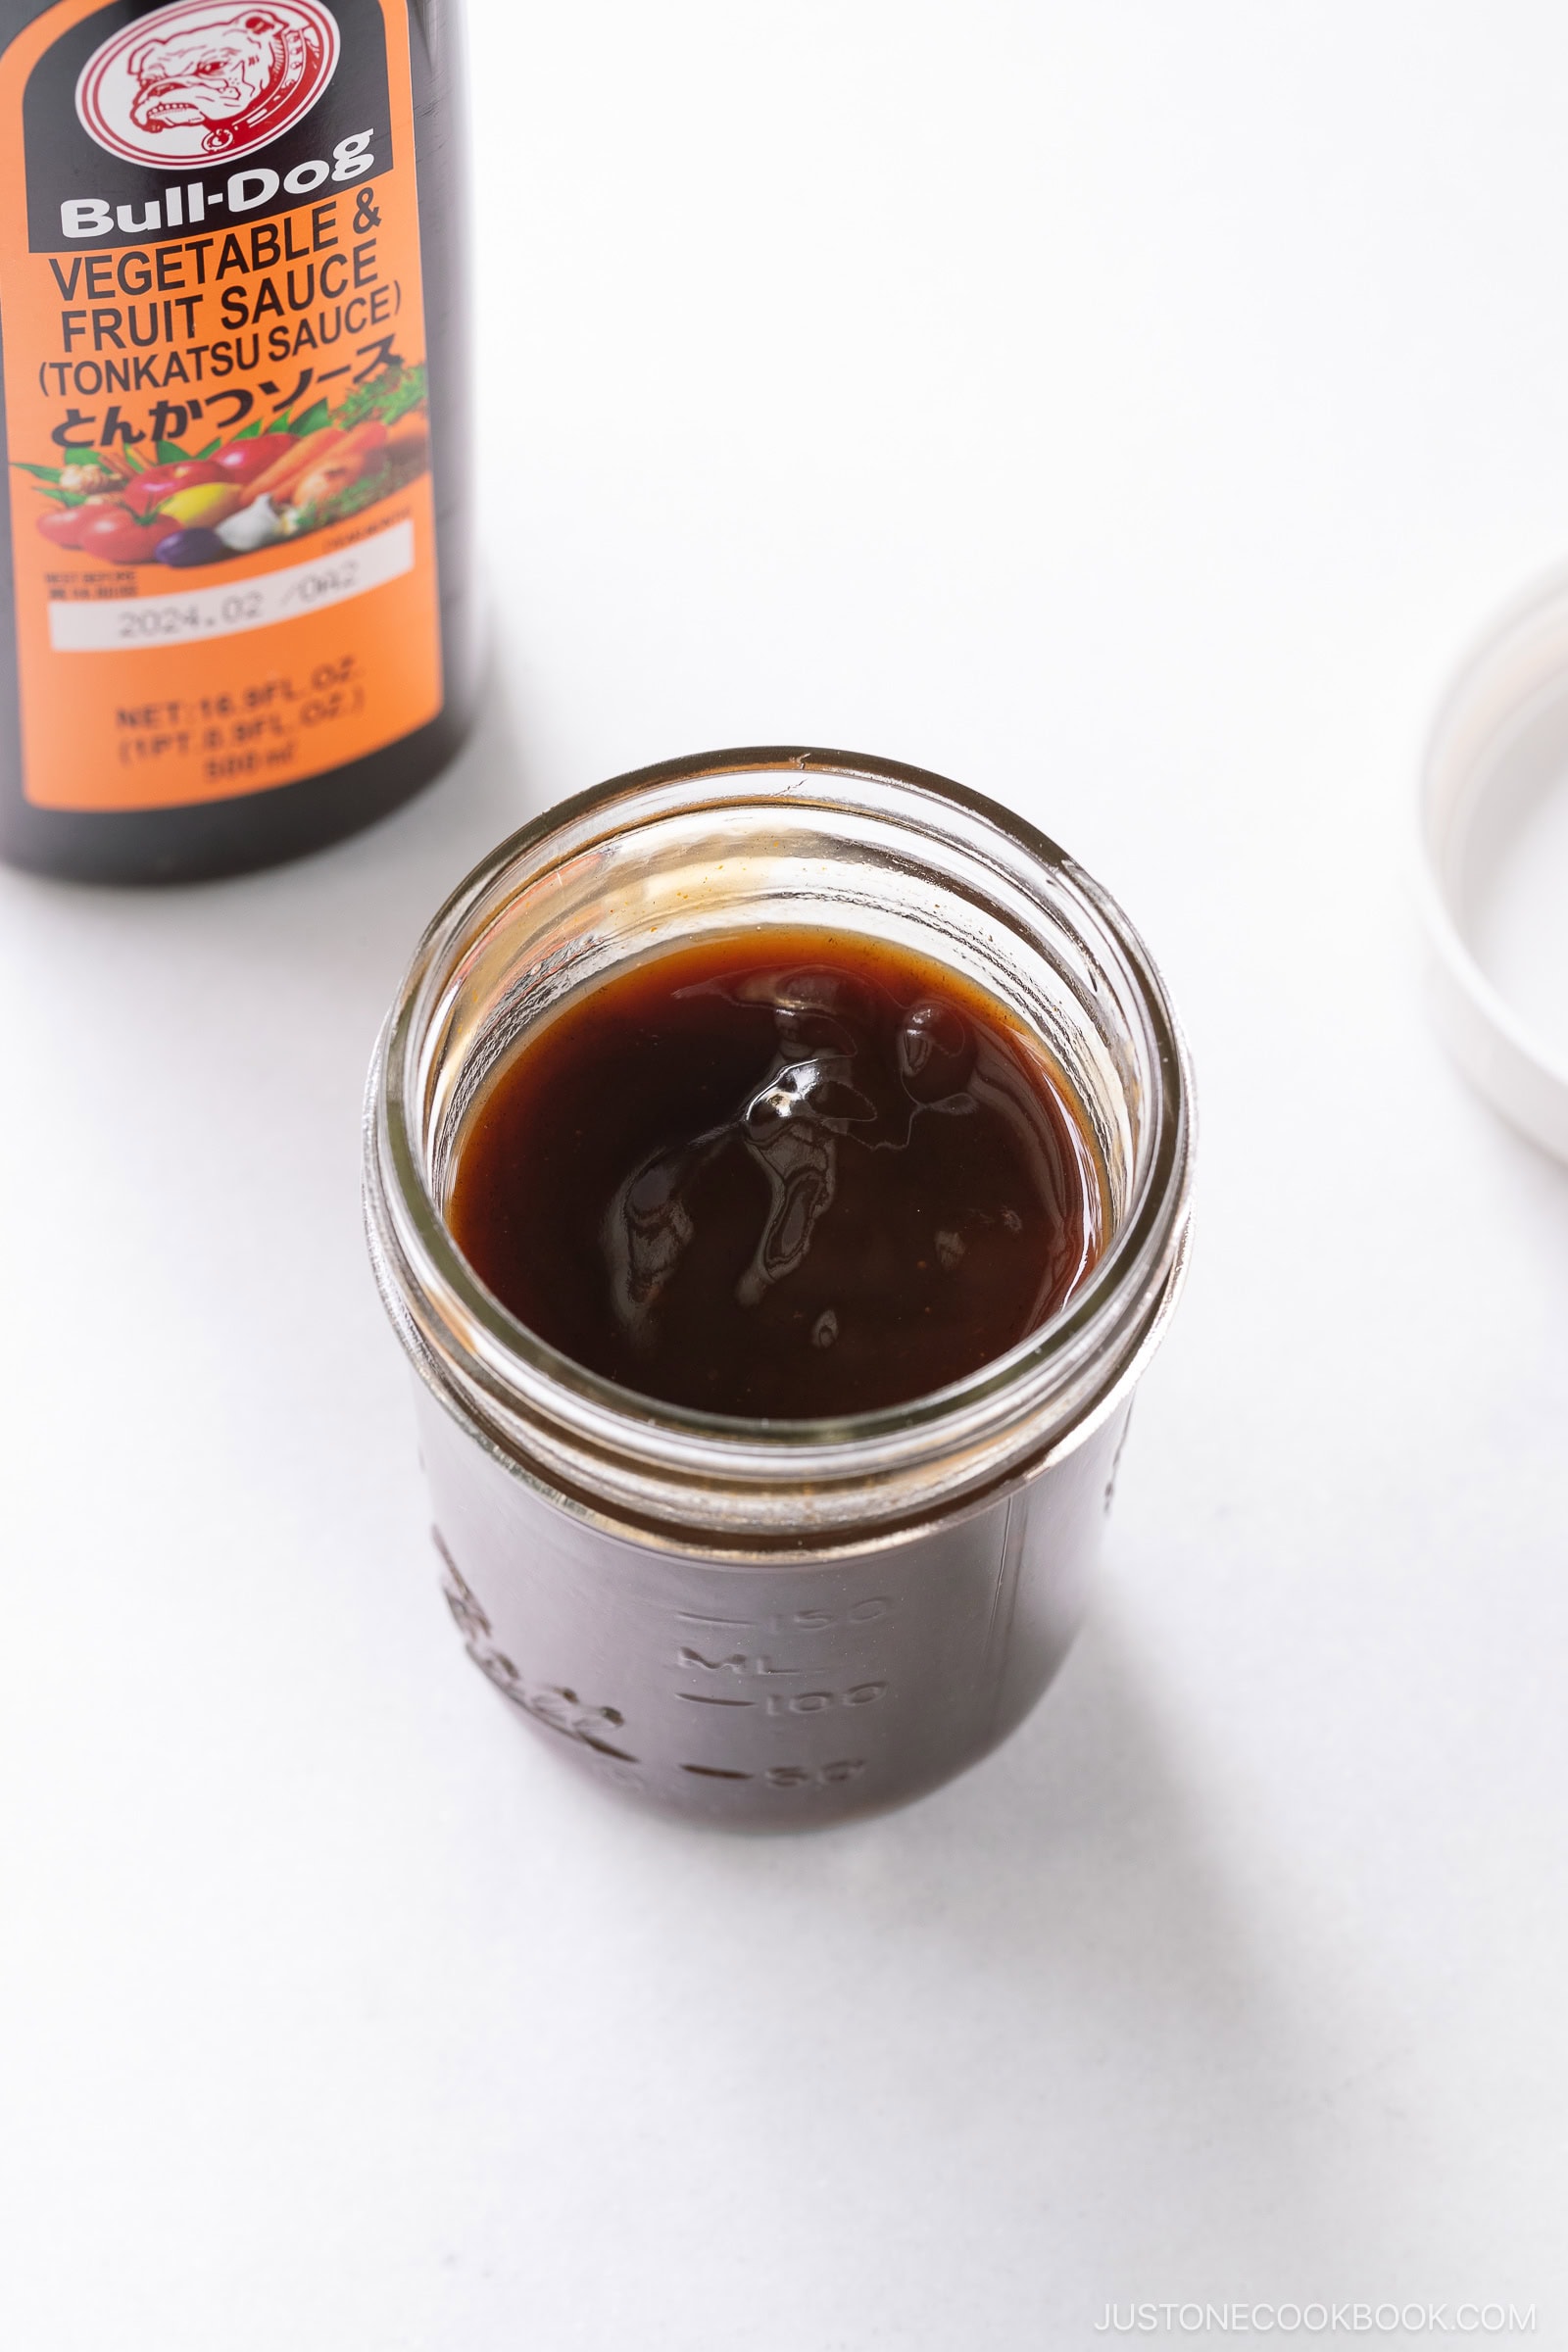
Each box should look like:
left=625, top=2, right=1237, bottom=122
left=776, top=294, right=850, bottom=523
left=16, top=358, right=428, bottom=571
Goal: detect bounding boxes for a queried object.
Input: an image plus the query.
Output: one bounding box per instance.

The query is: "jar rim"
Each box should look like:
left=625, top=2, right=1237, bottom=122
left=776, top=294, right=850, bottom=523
left=366, top=747, right=1195, bottom=1536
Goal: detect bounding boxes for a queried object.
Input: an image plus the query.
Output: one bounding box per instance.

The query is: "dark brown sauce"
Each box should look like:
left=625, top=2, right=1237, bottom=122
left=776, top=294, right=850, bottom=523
left=447, top=930, right=1103, bottom=1419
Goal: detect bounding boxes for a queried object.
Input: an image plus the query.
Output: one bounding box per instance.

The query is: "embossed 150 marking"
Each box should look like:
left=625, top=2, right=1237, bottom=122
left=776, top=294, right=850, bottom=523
left=676, top=1596, right=894, bottom=1634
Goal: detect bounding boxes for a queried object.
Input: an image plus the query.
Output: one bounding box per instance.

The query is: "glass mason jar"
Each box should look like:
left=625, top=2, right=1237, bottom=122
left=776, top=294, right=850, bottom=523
left=364, top=749, right=1195, bottom=1829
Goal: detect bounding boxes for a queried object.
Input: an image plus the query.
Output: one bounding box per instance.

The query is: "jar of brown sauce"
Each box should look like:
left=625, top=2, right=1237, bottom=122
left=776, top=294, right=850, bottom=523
left=364, top=749, right=1195, bottom=1829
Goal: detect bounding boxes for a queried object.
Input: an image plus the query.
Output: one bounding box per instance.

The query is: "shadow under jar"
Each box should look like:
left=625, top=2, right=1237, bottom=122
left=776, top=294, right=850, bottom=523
left=364, top=748, right=1195, bottom=1830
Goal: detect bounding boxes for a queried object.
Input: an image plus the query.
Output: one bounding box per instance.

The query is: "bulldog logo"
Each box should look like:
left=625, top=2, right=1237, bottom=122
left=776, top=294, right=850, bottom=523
left=76, top=0, right=339, bottom=169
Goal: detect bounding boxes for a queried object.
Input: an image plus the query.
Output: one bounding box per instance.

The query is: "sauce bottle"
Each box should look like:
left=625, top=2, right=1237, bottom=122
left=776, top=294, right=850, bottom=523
left=0, top=0, right=473, bottom=882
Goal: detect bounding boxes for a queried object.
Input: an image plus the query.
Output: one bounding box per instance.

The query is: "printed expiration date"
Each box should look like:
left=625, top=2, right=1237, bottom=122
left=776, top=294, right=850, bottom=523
left=111, top=556, right=360, bottom=642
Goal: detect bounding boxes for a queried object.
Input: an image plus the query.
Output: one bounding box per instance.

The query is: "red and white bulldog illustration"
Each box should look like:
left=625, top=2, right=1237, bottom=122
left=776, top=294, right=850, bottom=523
left=76, top=0, right=339, bottom=169
left=126, top=11, right=318, bottom=153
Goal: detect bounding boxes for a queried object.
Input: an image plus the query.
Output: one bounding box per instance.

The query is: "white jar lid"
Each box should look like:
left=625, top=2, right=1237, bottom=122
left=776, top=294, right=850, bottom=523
left=1418, top=568, right=1568, bottom=1162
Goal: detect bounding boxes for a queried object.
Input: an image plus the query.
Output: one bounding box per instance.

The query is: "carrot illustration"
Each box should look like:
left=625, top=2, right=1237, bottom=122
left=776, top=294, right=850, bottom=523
left=243, top=425, right=342, bottom=504
left=329, top=419, right=388, bottom=465
left=242, top=418, right=390, bottom=510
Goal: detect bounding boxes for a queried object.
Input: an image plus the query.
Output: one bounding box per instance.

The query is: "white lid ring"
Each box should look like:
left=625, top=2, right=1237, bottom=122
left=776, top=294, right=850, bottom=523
left=1418, top=568, right=1568, bottom=1163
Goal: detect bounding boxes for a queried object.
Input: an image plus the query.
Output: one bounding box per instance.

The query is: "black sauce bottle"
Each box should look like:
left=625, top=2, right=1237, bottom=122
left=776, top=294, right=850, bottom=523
left=0, top=0, right=473, bottom=881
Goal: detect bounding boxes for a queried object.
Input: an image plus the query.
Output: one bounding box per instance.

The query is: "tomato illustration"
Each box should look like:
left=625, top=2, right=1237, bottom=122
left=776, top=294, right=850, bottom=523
left=36, top=506, right=92, bottom=550
left=212, top=433, right=294, bottom=483
left=117, top=477, right=177, bottom=516
left=130, top=460, right=221, bottom=503
left=77, top=507, right=172, bottom=564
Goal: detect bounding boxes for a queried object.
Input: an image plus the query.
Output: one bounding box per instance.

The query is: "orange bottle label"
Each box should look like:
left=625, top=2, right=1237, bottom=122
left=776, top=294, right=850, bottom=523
left=0, top=0, right=442, bottom=810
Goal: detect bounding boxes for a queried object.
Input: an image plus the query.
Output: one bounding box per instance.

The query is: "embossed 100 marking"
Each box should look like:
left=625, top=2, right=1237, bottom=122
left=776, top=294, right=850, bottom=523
left=678, top=1679, right=886, bottom=1713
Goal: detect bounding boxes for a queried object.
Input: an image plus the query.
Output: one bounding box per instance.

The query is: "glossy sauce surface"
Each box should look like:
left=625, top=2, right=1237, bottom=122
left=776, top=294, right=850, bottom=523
left=447, top=931, right=1103, bottom=1419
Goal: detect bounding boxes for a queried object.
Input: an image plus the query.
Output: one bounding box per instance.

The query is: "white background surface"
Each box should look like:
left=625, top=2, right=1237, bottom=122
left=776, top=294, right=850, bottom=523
left=3, top=4, right=1566, bottom=2346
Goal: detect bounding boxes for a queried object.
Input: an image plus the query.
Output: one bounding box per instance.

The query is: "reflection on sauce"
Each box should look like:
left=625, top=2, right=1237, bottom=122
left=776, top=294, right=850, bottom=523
left=447, top=930, right=1103, bottom=1418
